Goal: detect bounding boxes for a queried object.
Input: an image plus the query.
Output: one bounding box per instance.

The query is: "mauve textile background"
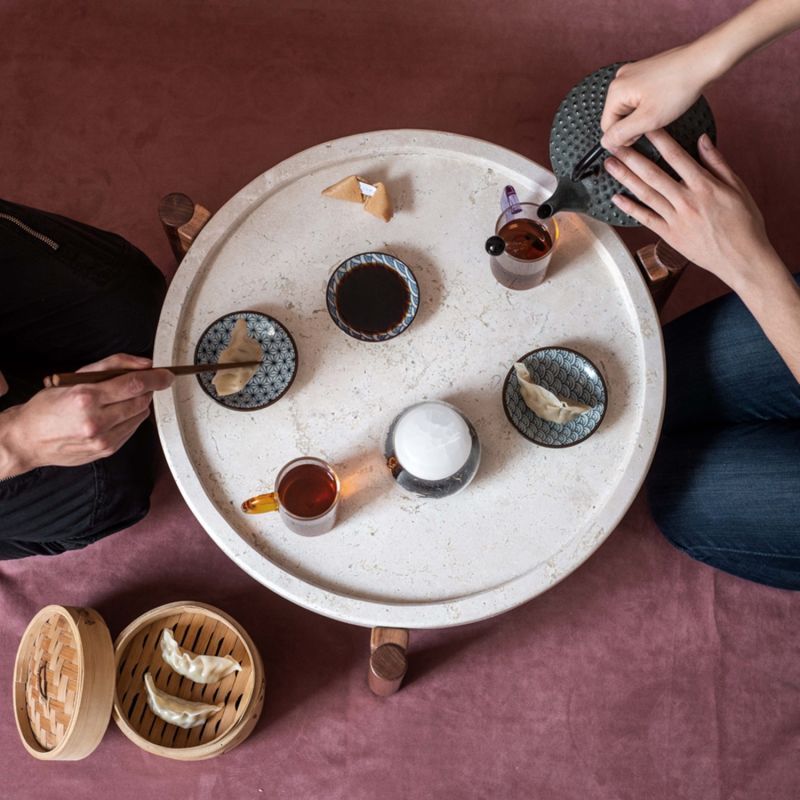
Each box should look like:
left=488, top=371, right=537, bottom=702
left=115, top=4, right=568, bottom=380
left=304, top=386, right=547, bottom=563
left=1, top=1, right=798, bottom=798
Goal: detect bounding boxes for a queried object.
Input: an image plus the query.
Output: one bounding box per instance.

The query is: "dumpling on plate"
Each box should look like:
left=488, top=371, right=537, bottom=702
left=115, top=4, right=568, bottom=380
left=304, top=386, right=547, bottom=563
left=514, top=362, right=591, bottom=424
left=212, top=318, right=262, bottom=396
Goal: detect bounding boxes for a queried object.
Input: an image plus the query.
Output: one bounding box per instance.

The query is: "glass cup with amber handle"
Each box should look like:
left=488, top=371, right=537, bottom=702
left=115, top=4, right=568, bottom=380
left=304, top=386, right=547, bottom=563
left=241, top=457, right=341, bottom=536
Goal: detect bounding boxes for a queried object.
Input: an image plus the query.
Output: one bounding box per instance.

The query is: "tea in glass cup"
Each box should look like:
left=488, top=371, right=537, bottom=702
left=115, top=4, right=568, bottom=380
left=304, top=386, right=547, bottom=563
left=486, top=201, right=558, bottom=290
left=241, top=457, right=340, bottom=536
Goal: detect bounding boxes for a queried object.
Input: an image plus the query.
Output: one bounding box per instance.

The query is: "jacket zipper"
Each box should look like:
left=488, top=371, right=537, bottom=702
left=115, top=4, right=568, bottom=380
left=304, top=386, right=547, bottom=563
left=0, top=213, right=59, bottom=250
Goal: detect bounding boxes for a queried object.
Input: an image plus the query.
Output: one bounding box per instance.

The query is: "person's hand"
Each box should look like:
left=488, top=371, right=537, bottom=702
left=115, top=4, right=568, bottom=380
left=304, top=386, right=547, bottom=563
left=603, top=129, right=772, bottom=290
left=601, top=45, right=713, bottom=149
left=5, top=354, right=173, bottom=472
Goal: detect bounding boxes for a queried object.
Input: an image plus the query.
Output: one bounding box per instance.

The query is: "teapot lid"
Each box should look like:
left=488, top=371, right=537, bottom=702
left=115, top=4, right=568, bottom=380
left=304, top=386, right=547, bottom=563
left=393, top=401, right=472, bottom=481
left=548, top=62, right=716, bottom=226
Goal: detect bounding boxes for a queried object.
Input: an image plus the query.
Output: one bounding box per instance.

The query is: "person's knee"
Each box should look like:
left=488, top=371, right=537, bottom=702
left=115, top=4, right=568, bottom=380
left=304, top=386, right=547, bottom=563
left=646, top=462, right=700, bottom=555
left=57, top=420, right=158, bottom=555
left=95, top=245, right=166, bottom=356
left=0, top=426, right=156, bottom=560
left=99, top=419, right=159, bottom=513
left=102, top=246, right=167, bottom=357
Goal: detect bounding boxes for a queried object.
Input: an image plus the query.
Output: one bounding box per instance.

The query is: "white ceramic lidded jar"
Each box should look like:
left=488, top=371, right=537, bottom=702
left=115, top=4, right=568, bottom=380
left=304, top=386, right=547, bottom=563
left=384, top=401, right=481, bottom=498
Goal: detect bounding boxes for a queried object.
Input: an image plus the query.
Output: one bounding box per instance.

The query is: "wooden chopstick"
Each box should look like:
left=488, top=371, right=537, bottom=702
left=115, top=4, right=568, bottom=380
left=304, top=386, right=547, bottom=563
left=43, top=361, right=262, bottom=388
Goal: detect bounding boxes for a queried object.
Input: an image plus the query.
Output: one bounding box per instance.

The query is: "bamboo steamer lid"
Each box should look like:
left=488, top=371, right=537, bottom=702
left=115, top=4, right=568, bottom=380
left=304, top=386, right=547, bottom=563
left=112, top=601, right=265, bottom=761
left=13, top=605, right=115, bottom=761
left=14, top=601, right=265, bottom=762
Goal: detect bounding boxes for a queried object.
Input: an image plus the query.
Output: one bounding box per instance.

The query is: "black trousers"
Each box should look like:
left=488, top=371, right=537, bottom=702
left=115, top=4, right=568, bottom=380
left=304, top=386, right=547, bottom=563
left=0, top=199, right=166, bottom=558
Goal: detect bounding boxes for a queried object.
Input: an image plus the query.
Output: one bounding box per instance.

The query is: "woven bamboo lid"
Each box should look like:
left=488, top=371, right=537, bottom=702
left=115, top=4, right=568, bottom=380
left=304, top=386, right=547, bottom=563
left=13, top=606, right=115, bottom=761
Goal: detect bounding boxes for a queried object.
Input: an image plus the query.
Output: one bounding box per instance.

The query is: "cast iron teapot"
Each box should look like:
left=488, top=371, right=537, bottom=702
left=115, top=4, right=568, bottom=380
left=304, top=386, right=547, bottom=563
left=538, top=63, right=717, bottom=226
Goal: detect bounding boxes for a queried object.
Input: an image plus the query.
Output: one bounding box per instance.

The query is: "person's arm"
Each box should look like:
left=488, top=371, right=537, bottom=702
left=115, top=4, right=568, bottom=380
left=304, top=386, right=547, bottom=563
left=604, top=130, right=800, bottom=381
left=0, top=354, right=174, bottom=480
left=732, top=251, right=800, bottom=383
left=601, top=0, right=800, bottom=148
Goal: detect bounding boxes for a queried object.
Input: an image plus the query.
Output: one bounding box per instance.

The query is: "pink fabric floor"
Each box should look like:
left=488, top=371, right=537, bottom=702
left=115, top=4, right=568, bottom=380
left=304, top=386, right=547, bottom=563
left=2, top=2, right=799, bottom=798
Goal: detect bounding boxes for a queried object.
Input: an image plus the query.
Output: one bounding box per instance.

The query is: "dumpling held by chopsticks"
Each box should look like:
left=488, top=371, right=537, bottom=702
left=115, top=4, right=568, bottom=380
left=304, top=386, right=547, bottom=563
left=212, top=318, right=262, bottom=396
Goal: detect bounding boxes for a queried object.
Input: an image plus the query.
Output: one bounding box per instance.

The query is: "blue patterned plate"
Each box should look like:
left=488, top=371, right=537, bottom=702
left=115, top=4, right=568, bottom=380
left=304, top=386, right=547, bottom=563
left=326, top=252, right=420, bottom=342
left=194, top=311, right=298, bottom=411
left=503, top=347, right=608, bottom=447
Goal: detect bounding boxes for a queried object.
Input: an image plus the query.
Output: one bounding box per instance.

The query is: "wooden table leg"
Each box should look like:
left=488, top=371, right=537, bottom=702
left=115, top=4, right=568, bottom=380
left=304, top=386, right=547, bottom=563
left=368, top=628, right=409, bottom=697
left=158, top=192, right=211, bottom=262
left=636, top=239, right=691, bottom=313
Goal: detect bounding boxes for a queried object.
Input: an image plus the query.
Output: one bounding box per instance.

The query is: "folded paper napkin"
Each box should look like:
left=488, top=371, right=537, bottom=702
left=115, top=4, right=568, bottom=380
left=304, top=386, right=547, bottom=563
left=322, top=175, right=393, bottom=222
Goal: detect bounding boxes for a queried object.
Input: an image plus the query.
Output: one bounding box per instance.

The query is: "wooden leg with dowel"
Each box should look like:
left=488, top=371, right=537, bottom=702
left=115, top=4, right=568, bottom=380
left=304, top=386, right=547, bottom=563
left=158, top=192, right=212, bottom=262
left=636, top=239, right=691, bottom=313
left=368, top=628, right=409, bottom=696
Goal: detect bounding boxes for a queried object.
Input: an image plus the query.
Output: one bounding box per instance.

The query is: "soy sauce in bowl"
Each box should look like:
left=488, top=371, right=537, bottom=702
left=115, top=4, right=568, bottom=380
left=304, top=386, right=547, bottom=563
left=335, top=263, right=410, bottom=335
left=327, top=252, right=420, bottom=342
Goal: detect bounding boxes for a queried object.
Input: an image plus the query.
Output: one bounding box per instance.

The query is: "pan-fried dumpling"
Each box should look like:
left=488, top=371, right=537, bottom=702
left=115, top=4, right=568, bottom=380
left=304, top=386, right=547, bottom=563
left=160, top=628, right=241, bottom=684
left=143, top=672, right=222, bottom=729
left=212, top=318, right=262, bottom=396
left=514, top=362, right=591, bottom=424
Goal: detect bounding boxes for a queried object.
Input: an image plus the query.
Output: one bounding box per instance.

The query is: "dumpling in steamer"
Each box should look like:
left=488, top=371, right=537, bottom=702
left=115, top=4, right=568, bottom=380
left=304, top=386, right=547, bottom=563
left=160, top=628, right=241, bottom=684
left=212, top=318, right=262, bottom=396
left=513, top=362, right=592, bottom=424
left=143, top=672, right=222, bottom=729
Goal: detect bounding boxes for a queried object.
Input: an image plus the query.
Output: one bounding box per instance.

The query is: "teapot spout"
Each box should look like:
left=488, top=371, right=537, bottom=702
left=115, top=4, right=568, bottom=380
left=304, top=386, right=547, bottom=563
left=537, top=178, right=591, bottom=219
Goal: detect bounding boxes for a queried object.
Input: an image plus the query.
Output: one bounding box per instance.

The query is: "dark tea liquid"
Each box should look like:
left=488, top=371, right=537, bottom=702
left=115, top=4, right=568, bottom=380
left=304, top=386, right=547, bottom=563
left=278, top=463, right=337, bottom=518
left=336, top=263, right=410, bottom=334
left=498, top=217, right=552, bottom=259
left=491, top=217, right=554, bottom=290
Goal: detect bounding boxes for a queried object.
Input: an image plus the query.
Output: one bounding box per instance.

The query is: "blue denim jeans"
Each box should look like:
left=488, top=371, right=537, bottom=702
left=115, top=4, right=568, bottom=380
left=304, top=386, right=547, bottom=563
left=646, top=274, right=800, bottom=590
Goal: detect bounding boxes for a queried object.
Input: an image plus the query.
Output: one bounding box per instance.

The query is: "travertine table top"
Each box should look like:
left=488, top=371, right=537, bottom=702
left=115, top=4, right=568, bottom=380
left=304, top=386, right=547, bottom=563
left=154, top=130, right=665, bottom=629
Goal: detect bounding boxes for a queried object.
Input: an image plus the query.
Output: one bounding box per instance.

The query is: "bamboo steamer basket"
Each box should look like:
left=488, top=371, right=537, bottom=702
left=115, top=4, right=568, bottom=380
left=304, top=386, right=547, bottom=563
left=14, top=606, right=115, bottom=760
left=14, top=601, right=264, bottom=761
left=113, top=601, right=264, bottom=760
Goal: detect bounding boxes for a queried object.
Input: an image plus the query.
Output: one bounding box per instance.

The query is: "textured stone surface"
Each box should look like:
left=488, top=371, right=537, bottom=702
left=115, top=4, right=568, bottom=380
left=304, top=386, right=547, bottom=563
left=154, top=131, right=663, bottom=628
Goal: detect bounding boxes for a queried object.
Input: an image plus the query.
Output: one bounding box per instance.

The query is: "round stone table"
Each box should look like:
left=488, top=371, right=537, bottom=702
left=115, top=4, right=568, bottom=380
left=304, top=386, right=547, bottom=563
left=154, top=130, right=665, bottom=634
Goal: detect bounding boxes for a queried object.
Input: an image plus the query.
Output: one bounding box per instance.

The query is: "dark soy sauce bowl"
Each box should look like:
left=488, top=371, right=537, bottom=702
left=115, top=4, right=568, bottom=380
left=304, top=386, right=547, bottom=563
left=326, top=252, right=420, bottom=342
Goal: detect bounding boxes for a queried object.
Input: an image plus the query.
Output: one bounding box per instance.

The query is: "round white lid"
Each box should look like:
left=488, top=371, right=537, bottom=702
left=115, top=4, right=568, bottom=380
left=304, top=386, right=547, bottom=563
left=393, top=402, right=472, bottom=481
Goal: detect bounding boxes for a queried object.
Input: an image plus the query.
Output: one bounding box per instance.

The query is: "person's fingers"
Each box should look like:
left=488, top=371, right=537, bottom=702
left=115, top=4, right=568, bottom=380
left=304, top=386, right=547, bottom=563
left=599, top=72, right=638, bottom=136
left=696, top=133, right=738, bottom=188
left=90, top=368, right=174, bottom=405
left=611, top=194, right=667, bottom=236
left=608, top=143, right=684, bottom=206
left=599, top=108, right=626, bottom=137
left=601, top=110, right=650, bottom=149
left=92, top=408, right=151, bottom=458
left=604, top=156, right=674, bottom=219
left=645, top=129, right=706, bottom=187
left=95, top=392, right=154, bottom=430
left=76, top=353, right=153, bottom=373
